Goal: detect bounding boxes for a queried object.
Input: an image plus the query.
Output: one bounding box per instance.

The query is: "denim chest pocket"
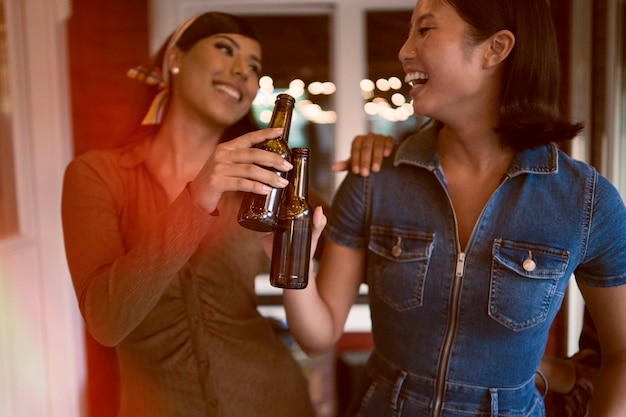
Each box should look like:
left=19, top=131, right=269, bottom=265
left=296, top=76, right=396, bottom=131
left=489, top=239, right=569, bottom=331
left=369, top=226, right=434, bottom=311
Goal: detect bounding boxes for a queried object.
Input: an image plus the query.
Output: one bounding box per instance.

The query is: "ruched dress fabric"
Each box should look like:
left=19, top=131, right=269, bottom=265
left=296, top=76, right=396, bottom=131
left=61, top=138, right=315, bottom=417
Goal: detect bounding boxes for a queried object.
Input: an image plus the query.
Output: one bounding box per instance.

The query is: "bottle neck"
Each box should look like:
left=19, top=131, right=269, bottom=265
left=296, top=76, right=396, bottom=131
left=268, top=101, right=294, bottom=144
left=292, top=153, right=309, bottom=199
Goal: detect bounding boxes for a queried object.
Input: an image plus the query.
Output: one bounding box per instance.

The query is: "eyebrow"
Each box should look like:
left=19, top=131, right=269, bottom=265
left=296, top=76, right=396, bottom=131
left=214, top=34, right=262, bottom=66
left=415, top=13, right=436, bottom=27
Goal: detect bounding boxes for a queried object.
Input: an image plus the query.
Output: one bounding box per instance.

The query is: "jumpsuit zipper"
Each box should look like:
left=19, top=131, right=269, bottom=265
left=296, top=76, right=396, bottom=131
left=432, top=251, right=465, bottom=416
left=430, top=170, right=509, bottom=416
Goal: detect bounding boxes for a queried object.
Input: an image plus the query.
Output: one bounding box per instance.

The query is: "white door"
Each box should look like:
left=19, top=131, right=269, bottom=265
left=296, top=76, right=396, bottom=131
left=0, top=0, right=84, bottom=416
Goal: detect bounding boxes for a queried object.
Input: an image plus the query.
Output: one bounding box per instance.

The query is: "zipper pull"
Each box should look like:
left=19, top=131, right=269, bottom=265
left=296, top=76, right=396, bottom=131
left=455, top=252, right=466, bottom=278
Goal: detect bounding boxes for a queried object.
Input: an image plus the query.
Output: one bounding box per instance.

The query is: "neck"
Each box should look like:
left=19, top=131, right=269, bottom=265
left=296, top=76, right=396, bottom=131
left=148, top=119, right=223, bottom=182
left=437, top=122, right=515, bottom=175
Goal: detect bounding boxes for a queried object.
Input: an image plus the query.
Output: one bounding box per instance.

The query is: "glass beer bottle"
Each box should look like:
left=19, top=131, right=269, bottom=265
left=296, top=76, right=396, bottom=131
left=270, top=148, right=313, bottom=289
left=237, top=94, right=295, bottom=232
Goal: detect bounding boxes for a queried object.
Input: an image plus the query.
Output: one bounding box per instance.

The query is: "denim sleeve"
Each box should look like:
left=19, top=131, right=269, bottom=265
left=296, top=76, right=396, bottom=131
left=575, top=172, right=626, bottom=287
left=323, top=171, right=369, bottom=250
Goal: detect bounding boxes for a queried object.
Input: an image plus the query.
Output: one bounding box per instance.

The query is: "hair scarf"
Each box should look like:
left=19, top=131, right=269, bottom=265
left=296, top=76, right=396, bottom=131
left=127, top=15, right=200, bottom=125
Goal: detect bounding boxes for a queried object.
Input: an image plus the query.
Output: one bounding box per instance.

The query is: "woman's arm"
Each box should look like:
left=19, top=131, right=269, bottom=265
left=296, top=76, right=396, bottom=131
left=578, top=282, right=626, bottom=417
left=282, top=208, right=365, bottom=356
left=62, top=158, right=218, bottom=346
left=63, top=128, right=292, bottom=346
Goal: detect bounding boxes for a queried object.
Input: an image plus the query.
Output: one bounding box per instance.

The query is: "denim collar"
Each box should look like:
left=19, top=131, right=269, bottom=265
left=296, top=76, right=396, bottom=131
left=394, top=119, right=559, bottom=178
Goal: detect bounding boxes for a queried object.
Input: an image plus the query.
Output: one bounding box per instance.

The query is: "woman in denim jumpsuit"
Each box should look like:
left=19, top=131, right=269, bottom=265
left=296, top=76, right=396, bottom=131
left=288, top=0, right=626, bottom=416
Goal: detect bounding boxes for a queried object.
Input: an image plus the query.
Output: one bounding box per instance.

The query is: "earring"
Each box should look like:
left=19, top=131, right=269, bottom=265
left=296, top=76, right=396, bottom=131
left=171, top=66, right=180, bottom=75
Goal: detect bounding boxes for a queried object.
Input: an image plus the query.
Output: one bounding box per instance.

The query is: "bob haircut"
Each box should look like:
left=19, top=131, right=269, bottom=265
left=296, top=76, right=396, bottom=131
left=445, top=0, right=583, bottom=150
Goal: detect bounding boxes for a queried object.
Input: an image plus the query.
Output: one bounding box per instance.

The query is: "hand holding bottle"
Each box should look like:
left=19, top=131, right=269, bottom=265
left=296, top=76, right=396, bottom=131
left=187, top=127, right=293, bottom=214
left=238, top=94, right=296, bottom=232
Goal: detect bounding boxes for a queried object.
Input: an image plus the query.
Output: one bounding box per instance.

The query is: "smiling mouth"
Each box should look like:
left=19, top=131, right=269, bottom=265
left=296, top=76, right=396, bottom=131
left=215, top=83, right=242, bottom=101
left=405, top=72, right=429, bottom=87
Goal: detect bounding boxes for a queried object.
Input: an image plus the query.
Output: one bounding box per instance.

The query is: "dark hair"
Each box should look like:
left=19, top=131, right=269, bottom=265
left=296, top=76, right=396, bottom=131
left=445, top=0, right=583, bottom=150
left=139, top=12, right=261, bottom=141
left=176, top=12, right=260, bottom=52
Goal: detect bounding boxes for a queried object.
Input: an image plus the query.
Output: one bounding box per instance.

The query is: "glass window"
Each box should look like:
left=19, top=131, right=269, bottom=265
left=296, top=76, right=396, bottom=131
left=244, top=14, right=335, bottom=203
left=365, top=10, right=426, bottom=141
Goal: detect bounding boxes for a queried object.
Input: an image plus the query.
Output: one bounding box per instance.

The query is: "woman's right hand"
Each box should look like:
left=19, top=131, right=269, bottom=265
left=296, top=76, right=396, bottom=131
left=331, top=133, right=395, bottom=177
left=188, top=127, right=293, bottom=213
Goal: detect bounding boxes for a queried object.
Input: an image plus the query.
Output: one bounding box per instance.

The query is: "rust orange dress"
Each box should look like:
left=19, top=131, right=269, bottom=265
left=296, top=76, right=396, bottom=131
left=61, top=138, right=314, bottom=417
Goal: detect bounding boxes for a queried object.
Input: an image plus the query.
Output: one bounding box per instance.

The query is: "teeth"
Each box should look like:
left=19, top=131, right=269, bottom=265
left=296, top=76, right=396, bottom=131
left=215, top=83, right=241, bottom=101
left=404, top=72, right=429, bottom=87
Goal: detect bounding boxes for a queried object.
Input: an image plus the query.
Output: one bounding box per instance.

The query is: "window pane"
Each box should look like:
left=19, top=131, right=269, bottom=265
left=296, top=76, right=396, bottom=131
left=366, top=10, right=425, bottom=140
left=245, top=15, right=334, bottom=203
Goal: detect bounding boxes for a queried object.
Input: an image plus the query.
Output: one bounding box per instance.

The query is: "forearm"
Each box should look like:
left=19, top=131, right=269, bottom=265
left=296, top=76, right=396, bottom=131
left=537, top=355, right=576, bottom=394
left=587, top=357, right=626, bottom=416
left=67, top=186, right=216, bottom=346
left=283, top=240, right=364, bottom=357
left=282, top=276, right=341, bottom=357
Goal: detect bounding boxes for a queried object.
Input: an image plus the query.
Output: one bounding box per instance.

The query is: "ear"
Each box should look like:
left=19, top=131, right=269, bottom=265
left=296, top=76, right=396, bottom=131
left=166, top=47, right=183, bottom=72
left=484, top=30, right=515, bottom=69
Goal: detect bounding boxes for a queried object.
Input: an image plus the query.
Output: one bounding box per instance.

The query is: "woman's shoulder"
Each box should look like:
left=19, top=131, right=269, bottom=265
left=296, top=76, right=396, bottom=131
left=68, top=127, right=156, bottom=173
left=67, top=137, right=150, bottom=176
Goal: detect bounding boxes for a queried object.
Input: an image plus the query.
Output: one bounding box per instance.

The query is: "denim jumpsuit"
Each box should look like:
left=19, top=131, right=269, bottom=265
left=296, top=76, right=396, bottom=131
left=325, top=121, right=626, bottom=417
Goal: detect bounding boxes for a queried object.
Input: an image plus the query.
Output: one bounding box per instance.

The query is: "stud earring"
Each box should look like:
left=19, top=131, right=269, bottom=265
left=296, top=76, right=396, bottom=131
left=171, top=66, right=180, bottom=75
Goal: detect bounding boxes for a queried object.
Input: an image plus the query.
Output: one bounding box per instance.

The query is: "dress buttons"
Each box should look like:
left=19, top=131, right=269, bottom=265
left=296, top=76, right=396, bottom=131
left=523, top=251, right=536, bottom=272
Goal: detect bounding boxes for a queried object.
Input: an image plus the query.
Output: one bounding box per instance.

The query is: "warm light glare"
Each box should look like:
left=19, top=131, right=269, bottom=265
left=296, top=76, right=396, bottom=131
left=322, top=82, right=336, bottom=95
left=254, top=75, right=414, bottom=124
left=361, top=90, right=374, bottom=100
left=287, top=79, right=306, bottom=98
left=391, top=93, right=406, bottom=107
left=259, top=109, right=273, bottom=124
left=363, top=102, right=378, bottom=116
left=388, top=76, right=402, bottom=90
left=360, top=79, right=375, bottom=92
left=307, top=81, right=324, bottom=95
left=259, top=75, right=274, bottom=90
left=375, top=78, right=390, bottom=92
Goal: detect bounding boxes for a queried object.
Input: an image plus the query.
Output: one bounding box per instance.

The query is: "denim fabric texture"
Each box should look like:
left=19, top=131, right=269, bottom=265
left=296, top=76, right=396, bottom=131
left=325, top=120, right=626, bottom=417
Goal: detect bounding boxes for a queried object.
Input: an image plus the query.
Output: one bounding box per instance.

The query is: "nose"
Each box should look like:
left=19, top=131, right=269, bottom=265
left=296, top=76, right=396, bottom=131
left=231, top=57, right=250, bottom=79
left=398, top=37, right=415, bottom=63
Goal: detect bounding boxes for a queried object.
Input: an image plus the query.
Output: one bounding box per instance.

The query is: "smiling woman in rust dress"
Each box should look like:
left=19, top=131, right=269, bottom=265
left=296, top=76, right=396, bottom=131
left=62, top=12, right=315, bottom=417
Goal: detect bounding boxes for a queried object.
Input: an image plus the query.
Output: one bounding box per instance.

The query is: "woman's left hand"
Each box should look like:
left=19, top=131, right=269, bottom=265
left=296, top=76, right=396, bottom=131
left=332, top=133, right=395, bottom=176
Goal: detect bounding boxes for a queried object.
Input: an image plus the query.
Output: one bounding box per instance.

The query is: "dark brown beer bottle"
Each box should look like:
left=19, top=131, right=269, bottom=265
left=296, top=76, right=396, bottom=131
left=238, top=94, right=295, bottom=232
left=270, top=148, right=313, bottom=289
